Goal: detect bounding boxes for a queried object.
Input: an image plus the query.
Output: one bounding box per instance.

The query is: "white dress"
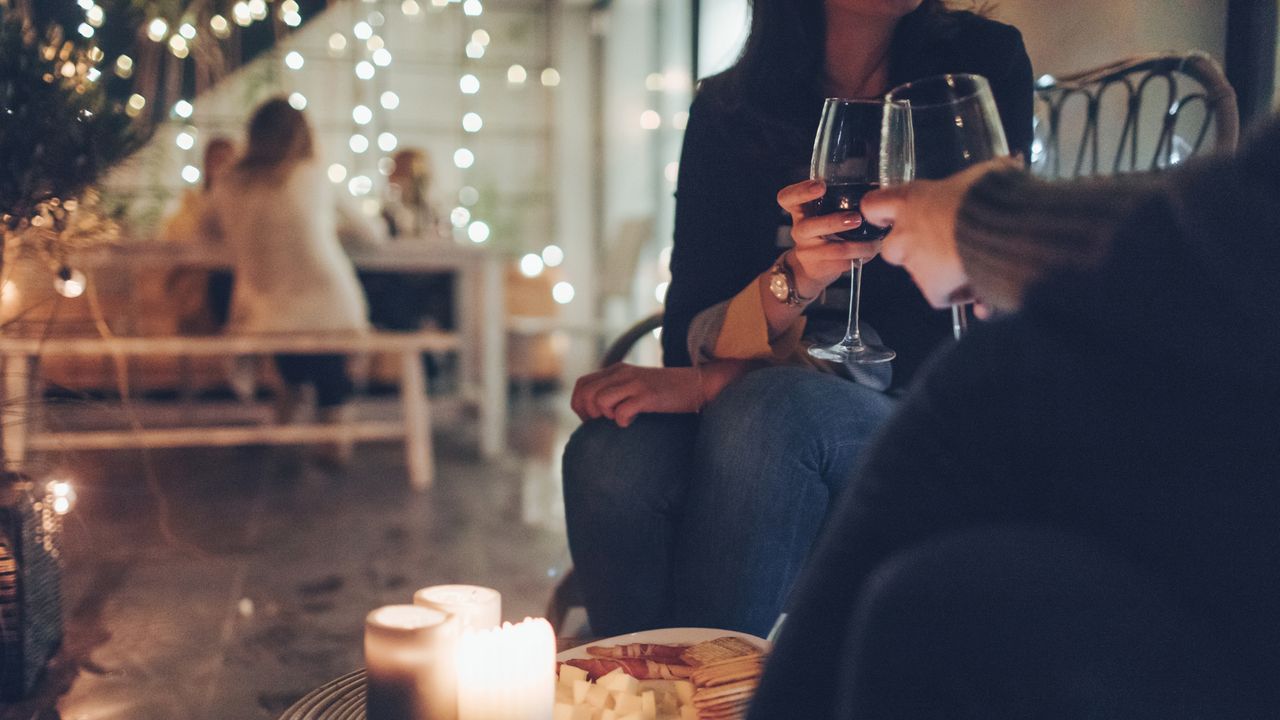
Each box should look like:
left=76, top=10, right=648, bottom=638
left=207, top=160, right=382, bottom=335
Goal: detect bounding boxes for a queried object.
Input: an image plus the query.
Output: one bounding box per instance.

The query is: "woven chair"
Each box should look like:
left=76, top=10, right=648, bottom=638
left=1031, top=51, right=1238, bottom=179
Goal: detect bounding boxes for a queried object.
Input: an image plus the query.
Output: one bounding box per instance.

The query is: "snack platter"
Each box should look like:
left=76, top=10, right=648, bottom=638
left=554, top=628, right=770, bottom=720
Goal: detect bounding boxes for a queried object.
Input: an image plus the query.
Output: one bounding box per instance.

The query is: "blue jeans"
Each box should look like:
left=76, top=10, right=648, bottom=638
left=562, top=366, right=895, bottom=637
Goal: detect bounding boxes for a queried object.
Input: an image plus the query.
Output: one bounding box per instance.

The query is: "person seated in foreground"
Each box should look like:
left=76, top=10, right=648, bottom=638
left=563, top=0, right=1032, bottom=639
left=746, top=117, right=1280, bottom=719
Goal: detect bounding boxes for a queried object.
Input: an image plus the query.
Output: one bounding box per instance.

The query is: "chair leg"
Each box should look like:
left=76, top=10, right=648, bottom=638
left=400, top=350, right=434, bottom=490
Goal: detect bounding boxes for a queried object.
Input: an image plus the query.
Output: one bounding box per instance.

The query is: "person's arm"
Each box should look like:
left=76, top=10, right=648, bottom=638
left=956, top=168, right=1160, bottom=310
left=864, top=162, right=1159, bottom=312
left=662, top=93, right=770, bottom=367
left=681, top=178, right=881, bottom=364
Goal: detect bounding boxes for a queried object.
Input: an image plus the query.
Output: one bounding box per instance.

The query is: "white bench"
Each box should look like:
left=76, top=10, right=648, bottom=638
left=0, top=331, right=461, bottom=489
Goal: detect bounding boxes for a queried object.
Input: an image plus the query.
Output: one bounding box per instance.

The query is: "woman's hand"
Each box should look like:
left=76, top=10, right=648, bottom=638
left=777, top=179, right=883, bottom=298
left=571, top=364, right=703, bottom=428
left=860, top=159, right=1012, bottom=309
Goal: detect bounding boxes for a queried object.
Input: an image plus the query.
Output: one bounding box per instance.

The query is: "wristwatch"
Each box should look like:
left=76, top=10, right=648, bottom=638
left=768, top=252, right=815, bottom=307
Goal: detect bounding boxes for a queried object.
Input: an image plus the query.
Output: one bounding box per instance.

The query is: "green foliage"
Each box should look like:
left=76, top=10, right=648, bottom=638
left=0, top=16, right=143, bottom=225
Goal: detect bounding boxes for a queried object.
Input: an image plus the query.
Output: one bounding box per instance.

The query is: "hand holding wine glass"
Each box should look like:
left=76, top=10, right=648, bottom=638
left=776, top=179, right=883, bottom=298
left=861, top=159, right=1012, bottom=309
left=804, top=97, right=913, bottom=364
left=885, top=73, right=1009, bottom=338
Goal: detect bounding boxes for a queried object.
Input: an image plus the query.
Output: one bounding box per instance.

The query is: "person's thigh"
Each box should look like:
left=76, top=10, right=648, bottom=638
left=671, top=366, right=894, bottom=636
left=838, top=526, right=1258, bottom=720
left=562, top=414, right=699, bottom=635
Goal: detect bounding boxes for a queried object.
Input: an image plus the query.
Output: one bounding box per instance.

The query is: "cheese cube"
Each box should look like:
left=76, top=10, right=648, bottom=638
left=673, top=681, right=694, bottom=705
left=586, top=684, right=611, bottom=709
left=641, top=690, right=657, bottom=720
left=556, top=682, right=574, bottom=704
left=679, top=706, right=698, bottom=720
left=573, top=679, right=592, bottom=705
left=614, top=693, right=642, bottom=715
left=617, top=714, right=644, bottom=720
left=553, top=703, right=576, bottom=720
left=601, top=672, right=640, bottom=696
left=560, top=665, right=589, bottom=686
left=597, top=668, right=625, bottom=686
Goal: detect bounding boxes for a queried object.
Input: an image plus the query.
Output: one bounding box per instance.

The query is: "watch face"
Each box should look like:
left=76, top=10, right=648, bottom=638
left=769, top=269, right=790, bottom=302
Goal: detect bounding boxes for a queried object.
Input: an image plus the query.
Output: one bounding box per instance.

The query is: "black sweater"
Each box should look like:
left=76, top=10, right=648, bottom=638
left=747, top=117, right=1280, bottom=718
left=663, top=11, right=1033, bottom=389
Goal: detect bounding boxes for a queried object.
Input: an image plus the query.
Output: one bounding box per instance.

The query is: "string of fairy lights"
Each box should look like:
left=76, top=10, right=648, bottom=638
left=59, top=0, right=691, bottom=311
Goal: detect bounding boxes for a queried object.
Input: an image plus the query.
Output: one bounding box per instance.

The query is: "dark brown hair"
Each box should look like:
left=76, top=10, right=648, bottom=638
left=235, top=98, right=314, bottom=175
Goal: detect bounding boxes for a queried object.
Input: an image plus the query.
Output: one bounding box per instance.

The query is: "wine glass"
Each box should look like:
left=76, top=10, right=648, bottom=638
left=886, top=73, right=1009, bottom=339
left=806, top=98, right=914, bottom=364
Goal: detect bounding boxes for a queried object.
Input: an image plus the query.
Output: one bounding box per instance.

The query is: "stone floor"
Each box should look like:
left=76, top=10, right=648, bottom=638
left=1, top=398, right=575, bottom=720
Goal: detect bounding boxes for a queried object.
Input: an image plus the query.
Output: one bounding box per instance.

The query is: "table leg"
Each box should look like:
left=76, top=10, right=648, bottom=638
left=2, top=354, right=31, bottom=467
left=478, top=254, right=506, bottom=459
left=400, top=349, right=434, bottom=490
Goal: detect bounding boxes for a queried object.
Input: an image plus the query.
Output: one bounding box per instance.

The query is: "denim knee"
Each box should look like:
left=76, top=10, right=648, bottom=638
left=698, top=366, right=895, bottom=476
left=562, top=414, right=698, bottom=512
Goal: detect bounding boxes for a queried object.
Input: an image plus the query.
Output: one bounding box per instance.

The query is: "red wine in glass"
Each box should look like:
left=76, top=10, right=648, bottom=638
left=812, top=181, right=891, bottom=243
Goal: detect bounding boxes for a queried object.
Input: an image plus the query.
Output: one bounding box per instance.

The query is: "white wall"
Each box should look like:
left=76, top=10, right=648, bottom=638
left=993, top=0, right=1228, bottom=79
left=697, top=0, right=748, bottom=78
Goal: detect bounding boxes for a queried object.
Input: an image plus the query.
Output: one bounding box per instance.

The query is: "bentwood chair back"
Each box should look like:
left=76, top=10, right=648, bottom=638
left=1032, top=52, right=1239, bottom=180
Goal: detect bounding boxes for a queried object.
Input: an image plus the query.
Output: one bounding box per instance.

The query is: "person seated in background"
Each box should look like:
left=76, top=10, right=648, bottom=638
left=158, top=137, right=237, bottom=334
left=746, top=117, right=1280, bottom=719
left=383, top=148, right=443, bottom=239
left=203, top=98, right=384, bottom=463
left=158, top=136, right=237, bottom=246
left=562, top=0, right=1032, bottom=639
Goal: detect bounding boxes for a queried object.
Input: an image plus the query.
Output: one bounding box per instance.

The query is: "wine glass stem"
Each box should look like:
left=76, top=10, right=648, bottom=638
left=842, top=259, right=864, bottom=349
left=951, top=304, right=969, bottom=340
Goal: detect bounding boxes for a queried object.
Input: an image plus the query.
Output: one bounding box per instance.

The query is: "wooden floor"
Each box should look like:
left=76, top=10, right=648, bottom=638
left=0, top=398, right=573, bottom=720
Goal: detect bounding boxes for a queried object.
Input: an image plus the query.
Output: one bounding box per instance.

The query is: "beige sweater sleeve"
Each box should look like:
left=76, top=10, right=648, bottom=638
left=955, top=168, right=1163, bottom=312
left=686, top=281, right=807, bottom=366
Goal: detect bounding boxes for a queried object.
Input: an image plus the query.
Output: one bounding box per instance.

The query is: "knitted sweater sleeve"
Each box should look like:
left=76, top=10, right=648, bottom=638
left=955, top=169, right=1160, bottom=312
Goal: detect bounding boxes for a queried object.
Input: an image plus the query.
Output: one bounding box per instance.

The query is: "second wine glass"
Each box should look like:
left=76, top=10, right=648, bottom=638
left=886, top=73, right=1009, bottom=338
left=806, top=98, right=913, bottom=364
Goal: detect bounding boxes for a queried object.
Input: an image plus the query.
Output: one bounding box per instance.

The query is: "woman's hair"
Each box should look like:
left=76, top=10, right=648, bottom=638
left=235, top=97, right=314, bottom=174
left=202, top=137, right=236, bottom=190
left=714, top=0, right=955, bottom=121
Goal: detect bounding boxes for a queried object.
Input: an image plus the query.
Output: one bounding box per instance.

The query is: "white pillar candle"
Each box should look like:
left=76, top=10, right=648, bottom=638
left=414, top=584, right=502, bottom=632
left=365, top=604, right=459, bottom=720
left=456, top=618, right=556, bottom=720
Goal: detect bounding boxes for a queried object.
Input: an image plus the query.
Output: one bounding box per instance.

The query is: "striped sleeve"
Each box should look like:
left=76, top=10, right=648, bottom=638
left=955, top=169, right=1160, bottom=311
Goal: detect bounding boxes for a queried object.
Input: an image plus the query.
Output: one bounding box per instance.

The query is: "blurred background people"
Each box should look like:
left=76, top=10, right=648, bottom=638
left=158, top=136, right=237, bottom=246
left=204, top=97, right=384, bottom=462
left=383, top=148, right=442, bottom=239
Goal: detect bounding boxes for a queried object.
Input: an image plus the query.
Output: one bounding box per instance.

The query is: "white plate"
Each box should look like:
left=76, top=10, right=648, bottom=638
left=556, top=627, right=770, bottom=661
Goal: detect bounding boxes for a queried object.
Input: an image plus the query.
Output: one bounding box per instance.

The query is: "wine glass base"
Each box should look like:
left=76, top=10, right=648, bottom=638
left=807, top=342, right=896, bottom=364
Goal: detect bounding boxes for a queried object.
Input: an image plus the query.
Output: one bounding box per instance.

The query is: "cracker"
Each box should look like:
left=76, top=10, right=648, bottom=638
left=691, top=656, right=763, bottom=685
left=680, top=637, right=762, bottom=667
left=693, top=679, right=759, bottom=706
